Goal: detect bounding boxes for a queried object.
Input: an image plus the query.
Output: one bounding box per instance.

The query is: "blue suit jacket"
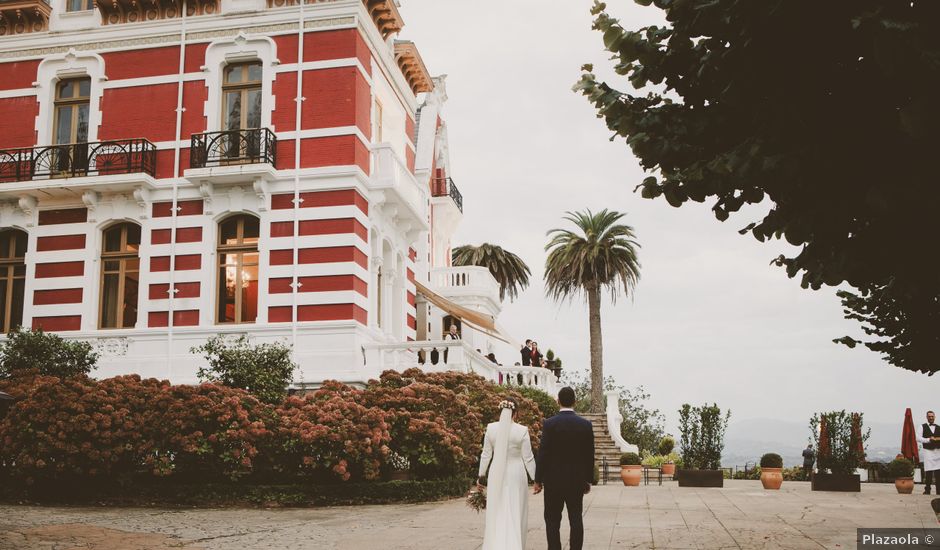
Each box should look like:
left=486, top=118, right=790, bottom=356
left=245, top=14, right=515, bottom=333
left=535, top=410, right=594, bottom=488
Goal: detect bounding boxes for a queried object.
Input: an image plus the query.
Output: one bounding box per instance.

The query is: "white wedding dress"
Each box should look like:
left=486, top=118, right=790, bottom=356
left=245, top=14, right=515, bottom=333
left=478, top=411, right=537, bottom=550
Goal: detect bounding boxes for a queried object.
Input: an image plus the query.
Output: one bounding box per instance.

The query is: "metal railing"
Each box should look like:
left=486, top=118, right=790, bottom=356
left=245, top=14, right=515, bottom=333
left=189, top=128, right=276, bottom=169
left=432, top=176, right=463, bottom=212
left=0, top=138, right=156, bottom=183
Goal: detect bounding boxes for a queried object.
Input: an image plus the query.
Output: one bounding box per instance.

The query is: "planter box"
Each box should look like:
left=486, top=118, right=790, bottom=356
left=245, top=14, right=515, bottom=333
left=811, top=472, right=860, bottom=492
left=677, top=469, right=723, bottom=488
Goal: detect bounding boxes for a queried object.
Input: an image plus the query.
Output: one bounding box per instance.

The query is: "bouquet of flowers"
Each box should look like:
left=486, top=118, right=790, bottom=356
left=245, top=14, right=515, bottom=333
left=466, top=486, right=486, bottom=513
left=387, top=451, right=411, bottom=471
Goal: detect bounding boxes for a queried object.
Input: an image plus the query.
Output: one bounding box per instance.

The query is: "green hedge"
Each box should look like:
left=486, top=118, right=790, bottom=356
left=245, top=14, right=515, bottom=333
left=0, top=476, right=471, bottom=507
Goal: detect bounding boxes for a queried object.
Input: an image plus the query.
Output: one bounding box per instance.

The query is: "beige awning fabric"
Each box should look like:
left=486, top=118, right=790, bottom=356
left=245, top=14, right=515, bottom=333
left=415, top=281, right=496, bottom=331
left=415, top=281, right=519, bottom=346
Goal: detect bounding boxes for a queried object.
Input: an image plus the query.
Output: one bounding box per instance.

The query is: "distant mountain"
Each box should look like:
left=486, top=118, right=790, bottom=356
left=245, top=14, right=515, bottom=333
left=720, top=417, right=903, bottom=468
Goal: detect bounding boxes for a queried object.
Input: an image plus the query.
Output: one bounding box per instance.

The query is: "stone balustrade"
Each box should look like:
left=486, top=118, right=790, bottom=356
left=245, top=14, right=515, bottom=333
left=362, top=339, right=558, bottom=394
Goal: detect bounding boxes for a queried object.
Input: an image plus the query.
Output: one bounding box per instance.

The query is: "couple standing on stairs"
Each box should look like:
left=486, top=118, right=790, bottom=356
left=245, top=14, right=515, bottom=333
left=476, top=386, right=595, bottom=550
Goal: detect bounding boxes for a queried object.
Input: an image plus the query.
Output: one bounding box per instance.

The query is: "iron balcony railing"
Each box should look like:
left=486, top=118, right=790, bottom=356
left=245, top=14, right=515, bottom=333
left=0, top=138, right=156, bottom=183
left=431, top=176, right=463, bottom=213
left=190, top=128, right=277, bottom=169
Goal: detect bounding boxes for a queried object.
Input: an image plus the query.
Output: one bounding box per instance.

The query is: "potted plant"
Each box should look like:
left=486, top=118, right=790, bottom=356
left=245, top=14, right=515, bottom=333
left=659, top=436, right=676, bottom=476
left=620, top=452, right=642, bottom=486
left=387, top=451, right=411, bottom=481
left=759, top=453, right=784, bottom=490
left=676, top=403, right=730, bottom=488
left=888, top=457, right=915, bottom=494
left=810, top=410, right=869, bottom=492
left=545, top=349, right=563, bottom=379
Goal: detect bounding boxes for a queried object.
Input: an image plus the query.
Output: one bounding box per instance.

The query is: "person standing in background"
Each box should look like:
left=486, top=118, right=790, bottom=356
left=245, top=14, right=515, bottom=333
left=520, top=339, right=532, bottom=366
left=920, top=411, right=940, bottom=495
left=443, top=323, right=460, bottom=363
left=530, top=342, right=543, bottom=369
left=802, top=444, right=815, bottom=478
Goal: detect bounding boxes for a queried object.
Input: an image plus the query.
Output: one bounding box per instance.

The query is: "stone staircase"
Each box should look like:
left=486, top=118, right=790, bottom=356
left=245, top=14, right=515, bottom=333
left=582, top=413, right=624, bottom=481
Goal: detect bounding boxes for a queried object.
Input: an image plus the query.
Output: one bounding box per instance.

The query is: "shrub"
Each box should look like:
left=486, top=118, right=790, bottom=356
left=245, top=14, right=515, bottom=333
left=0, top=478, right=471, bottom=507
left=392, top=369, right=543, bottom=435
left=620, top=452, right=641, bottom=466
left=888, top=457, right=914, bottom=479
left=810, top=410, right=869, bottom=475
left=0, top=374, right=278, bottom=483
left=678, top=403, right=730, bottom=470
left=274, top=392, right=390, bottom=482
left=0, top=328, right=97, bottom=379
left=782, top=466, right=809, bottom=481
left=192, top=335, right=297, bottom=404
left=153, top=383, right=277, bottom=481
left=760, top=453, right=783, bottom=468
left=641, top=451, right=681, bottom=468
left=733, top=466, right=761, bottom=480
left=354, top=374, right=476, bottom=480
left=366, top=369, right=546, bottom=477
left=515, top=386, right=560, bottom=418
left=658, top=436, right=675, bottom=456
left=0, top=375, right=160, bottom=481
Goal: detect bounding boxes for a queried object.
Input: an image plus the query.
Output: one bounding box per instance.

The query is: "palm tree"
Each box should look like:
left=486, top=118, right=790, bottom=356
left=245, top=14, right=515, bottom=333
left=452, top=243, right=531, bottom=302
left=544, top=209, right=640, bottom=413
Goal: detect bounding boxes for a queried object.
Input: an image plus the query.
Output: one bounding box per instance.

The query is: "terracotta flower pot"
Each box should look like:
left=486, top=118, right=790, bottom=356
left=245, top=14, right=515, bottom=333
left=895, top=477, right=914, bottom=494
left=621, top=465, right=642, bottom=486
left=661, top=463, right=676, bottom=476
left=760, top=467, right=783, bottom=490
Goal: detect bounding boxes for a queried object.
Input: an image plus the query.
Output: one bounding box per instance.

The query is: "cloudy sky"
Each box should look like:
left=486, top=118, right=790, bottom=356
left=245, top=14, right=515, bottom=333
left=399, top=0, right=935, bottom=442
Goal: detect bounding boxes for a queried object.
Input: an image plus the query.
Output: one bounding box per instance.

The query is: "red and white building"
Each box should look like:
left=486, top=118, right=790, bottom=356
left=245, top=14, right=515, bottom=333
left=0, top=0, right=558, bottom=392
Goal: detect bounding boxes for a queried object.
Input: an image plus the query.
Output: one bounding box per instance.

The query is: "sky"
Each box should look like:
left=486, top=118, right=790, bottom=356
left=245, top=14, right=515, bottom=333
left=398, top=0, right=936, bottom=444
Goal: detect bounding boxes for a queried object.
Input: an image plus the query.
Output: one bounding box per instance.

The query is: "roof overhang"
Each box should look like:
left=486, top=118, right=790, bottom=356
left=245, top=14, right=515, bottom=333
left=394, top=40, right=434, bottom=95
left=364, top=0, right=404, bottom=40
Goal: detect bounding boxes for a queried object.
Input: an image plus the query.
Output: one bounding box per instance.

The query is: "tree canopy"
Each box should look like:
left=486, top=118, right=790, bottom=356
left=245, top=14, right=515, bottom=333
left=576, top=0, right=940, bottom=374
left=544, top=209, right=641, bottom=304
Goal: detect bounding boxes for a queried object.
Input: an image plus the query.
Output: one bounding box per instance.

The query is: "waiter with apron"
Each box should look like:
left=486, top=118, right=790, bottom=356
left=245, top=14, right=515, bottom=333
left=919, top=411, right=940, bottom=495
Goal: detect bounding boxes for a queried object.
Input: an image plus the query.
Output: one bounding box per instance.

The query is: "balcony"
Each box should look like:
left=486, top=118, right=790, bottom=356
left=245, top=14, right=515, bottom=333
left=362, top=340, right=558, bottom=394
left=96, top=0, right=218, bottom=25
left=431, top=176, right=463, bottom=213
left=430, top=266, right=501, bottom=313
left=190, top=128, right=276, bottom=169
left=0, top=139, right=156, bottom=183
left=371, top=143, right=429, bottom=234
left=0, top=0, right=51, bottom=36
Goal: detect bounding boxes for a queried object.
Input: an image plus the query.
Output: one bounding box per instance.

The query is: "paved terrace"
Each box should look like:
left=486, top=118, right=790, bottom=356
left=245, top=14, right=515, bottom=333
left=0, top=480, right=934, bottom=549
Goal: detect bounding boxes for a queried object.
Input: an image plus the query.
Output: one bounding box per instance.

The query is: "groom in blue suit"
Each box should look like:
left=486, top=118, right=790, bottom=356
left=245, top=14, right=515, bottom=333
left=533, top=386, right=595, bottom=550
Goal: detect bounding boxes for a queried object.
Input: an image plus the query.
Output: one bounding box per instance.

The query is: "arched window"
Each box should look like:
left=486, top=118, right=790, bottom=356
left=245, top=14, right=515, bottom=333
left=217, top=214, right=259, bottom=324
left=100, top=222, right=141, bottom=329
left=0, top=229, right=27, bottom=333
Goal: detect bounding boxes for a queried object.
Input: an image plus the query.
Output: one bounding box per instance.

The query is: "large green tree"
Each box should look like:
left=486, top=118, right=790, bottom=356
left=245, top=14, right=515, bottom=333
left=452, top=243, right=531, bottom=302
left=545, top=209, right=641, bottom=413
left=575, top=1, right=940, bottom=374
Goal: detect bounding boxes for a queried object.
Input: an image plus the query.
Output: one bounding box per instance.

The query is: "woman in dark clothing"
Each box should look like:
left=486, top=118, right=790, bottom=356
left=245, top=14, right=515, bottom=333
left=529, top=342, right=543, bottom=369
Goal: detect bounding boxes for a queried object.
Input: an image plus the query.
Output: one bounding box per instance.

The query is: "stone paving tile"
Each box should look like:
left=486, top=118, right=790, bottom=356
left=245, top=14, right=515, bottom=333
left=0, top=481, right=935, bottom=550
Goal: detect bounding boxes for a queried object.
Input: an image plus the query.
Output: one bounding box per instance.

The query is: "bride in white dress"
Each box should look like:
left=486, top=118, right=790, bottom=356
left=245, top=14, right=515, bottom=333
left=478, top=398, right=537, bottom=550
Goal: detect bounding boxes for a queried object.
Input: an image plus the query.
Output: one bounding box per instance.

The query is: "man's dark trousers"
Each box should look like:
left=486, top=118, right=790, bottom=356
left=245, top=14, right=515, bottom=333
left=544, top=483, right=584, bottom=550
